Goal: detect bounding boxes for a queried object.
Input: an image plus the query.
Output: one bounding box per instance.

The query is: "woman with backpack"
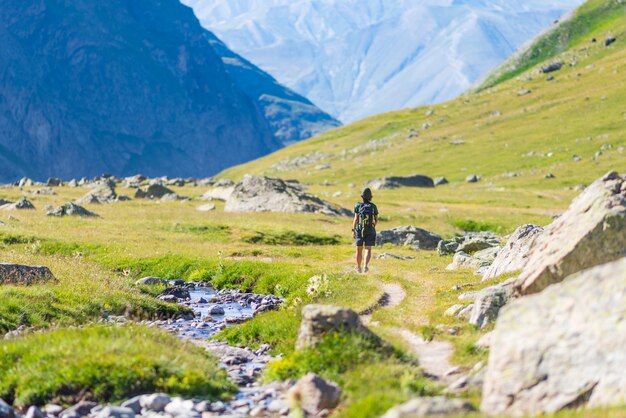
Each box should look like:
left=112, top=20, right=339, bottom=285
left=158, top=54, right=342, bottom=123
left=352, top=187, right=378, bottom=273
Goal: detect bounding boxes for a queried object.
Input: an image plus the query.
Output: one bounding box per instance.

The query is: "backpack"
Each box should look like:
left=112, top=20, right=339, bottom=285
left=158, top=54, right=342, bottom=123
left=358, top=202, right=376, bottom=237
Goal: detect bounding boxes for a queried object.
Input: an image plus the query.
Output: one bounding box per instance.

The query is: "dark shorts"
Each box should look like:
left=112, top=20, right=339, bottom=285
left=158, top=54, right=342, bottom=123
left=355, top=233, right=376, bottom=247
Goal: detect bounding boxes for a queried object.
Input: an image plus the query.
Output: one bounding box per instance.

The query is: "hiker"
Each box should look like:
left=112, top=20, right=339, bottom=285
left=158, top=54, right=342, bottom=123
left=352, top=187, right=378, bottom=273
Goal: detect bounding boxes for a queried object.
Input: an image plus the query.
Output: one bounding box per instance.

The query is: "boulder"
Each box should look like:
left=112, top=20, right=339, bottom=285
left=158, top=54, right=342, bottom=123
left=482, top=224, right=543, bottom=281
left=139, top=394, right=171, bottom=413
left=76, top=181, right=118, bottom=204
left=17, top=177, right=34, bottom=187
left=296, top=305, right=378, bottom=350
left=159, top=193, right=189, bottom=202
left=47, top=203, right=99, bottom=217
left=381, top=397, right=474, bottom=418
left=60, top=401, right=98, bottom=418
left=196, top=203, right=216, bottom=212
left=481, top=258, right=626, bottom=416
left=438, top=232, right=501, bottom=256
left=1, top=197, right=35, bottom=210
left=46, top=177, right=63, bottom=187
left=466, top=175, right=480, bottom=183
left=468, top=280, right=515, bottom=328
left=0, top=263, right=57, bottom=285
left=0, top=398, right=14, bottom=418
left=434, top=177, right=449, bottom=186
left=287, top=373, right=342, bottom=416
left=31, top=187, right=56, bottom=195
left=135, top=184, right=175, bottom=199
left=24, top=406, right=44, bottom=418
left=540, top=61, right=563, bottom=73
left=93, top=407, right=134, bottom=418
left=446, top=247, right=501, bottom=272
left=515, top=172, right=626, bottom=295
left=135, top=276, right=166, bottom=286
left=366, top=175, right=435, bottom=190
left=225, top=175, right=351, bottom=217
left=376, top=226, right=442, bottom=250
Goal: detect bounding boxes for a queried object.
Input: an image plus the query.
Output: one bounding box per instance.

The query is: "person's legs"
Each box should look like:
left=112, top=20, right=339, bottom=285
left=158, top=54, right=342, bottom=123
left=356, top=245, right=363, bottom=273
left=364, top=246, right=372, bottom=272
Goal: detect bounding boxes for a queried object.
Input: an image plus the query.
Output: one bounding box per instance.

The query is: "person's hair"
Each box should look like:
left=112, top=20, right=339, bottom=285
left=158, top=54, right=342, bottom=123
left=362, top=196, right=371, bottom=203
left=361, top=187, right=373, bottom=203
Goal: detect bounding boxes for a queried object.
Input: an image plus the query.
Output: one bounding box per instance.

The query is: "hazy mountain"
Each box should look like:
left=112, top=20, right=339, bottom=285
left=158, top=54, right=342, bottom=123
left=0, top=0, right=337, bottom=182
left=184, top=0, right=585, bottom=122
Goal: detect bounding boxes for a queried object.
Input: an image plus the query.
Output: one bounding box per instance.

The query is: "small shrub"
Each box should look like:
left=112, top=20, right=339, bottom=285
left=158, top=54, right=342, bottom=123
left=243, top=231, right=341, bottom=246
left=451, top=219, right=503, bottom=233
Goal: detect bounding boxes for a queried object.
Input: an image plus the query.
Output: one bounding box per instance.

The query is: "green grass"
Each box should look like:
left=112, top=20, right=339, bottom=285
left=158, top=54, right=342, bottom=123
left=243, top=231, right=342, bottom=246
left=0, top=325, right=235, bottom=407
left=450, top=219, right=505, bottom=234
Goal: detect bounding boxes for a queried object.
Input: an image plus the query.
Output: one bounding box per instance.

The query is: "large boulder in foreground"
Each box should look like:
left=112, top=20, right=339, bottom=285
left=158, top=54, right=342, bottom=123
left=515, top=171, right=626, bottom=295
left=296, top=305, right=377, bottom=350
left=376, top=226, right=442, bottom=250
left=0, top=264, right=57, bottom=285
left=482, top=224, right=543, bottom=281
left=47, top=203, right=99, bottom=218
left=1, top=197, right=35, bottom=211
left=482, top=258, right=626, bottom=416
left=225, top=176, right=351, bottom=216
left=366, top=174, right=435, bottom=190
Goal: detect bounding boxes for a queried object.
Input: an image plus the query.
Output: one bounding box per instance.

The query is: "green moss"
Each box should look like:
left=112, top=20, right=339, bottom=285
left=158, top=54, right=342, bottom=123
left=0, top=325, right=235, bottom=407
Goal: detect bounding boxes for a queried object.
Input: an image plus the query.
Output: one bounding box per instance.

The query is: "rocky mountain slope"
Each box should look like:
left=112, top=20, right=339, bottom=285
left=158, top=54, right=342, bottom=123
left=220, top=0, right=625, bottom=196
left=0, top=0, right=336, bottom=183
left=184, top=0, right=584, bottom=122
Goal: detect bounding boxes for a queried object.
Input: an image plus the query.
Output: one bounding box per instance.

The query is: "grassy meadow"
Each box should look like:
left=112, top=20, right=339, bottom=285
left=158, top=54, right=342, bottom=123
left=0, top=0, right=625, bottom=416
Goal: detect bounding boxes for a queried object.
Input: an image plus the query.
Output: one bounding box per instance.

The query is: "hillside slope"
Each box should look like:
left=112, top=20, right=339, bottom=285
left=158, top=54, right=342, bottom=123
left=184, top=0, right=584, bottom=122
left=221, top=0, right=626, bottom=206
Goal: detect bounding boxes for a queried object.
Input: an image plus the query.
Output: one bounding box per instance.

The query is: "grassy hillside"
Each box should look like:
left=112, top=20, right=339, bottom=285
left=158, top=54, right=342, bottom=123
left=0, top=0, right=624, bottom=416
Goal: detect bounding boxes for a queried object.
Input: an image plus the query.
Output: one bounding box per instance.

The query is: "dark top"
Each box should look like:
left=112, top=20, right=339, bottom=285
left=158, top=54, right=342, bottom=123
left=354, top=202, right=379, bottom=235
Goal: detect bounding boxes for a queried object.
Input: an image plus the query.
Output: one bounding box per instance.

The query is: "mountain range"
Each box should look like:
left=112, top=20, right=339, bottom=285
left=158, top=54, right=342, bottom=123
left=184, top=0, right=585, bottom=122
left=0, top=0, right=337, bottom=182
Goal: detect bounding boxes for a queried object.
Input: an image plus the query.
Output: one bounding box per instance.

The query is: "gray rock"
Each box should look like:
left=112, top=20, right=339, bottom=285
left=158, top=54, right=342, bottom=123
left=540, top=61, right=563, bottom=73
left=465, top=175, right=480, bottom=183
left=60, top=401, right=98, bottom=418
left=24, top=406, right=44, bottom=418
left=43, top=405, right=64, bottom=417
left=198, top=186, right=234, bottom=202
left=287, top=373, right=342, bottom=416
left=209, top=305, right=225, bottom=315
left=140, top=394, right=171, bottom=413
left=0, top=263, right=57, bottom=285
left=366, top=175, right=435, bottom=190
left=515, top=172, right=626, bottom=296
left=159, top=193, right=189, bottom=202
left=376, top=226, right=442, bottom=250
left=120, top=396, right=142, bottom=414
left=438, top=232, right=501, bottom=256
left=434, top=177, right=449, bottom=186
left=482, top=224, right=543, bottom=281
left=0, top=399, right=14, bottom=418
left=164, top=398, right=197, bottom=417
left=31, top=187, right=56, bottom=195
left=377, top=253, right=415, bottom=260
left=296, top=305, right=378, bottom=350
left=225, top=175, right=350, bottom=216
left=482, top=258, right=626, bottom=416
left=196, top=204, right=216, bottom=212
left=605, top=36, right=617, bottom=46
left=468, top=280, right=515, bottom=328
left=47, top=203, right=99, bottom=217
left=381, top=396, right=474, bottom=417
left=135, top=276, right=166, bottom=286
left=68, top=179, right=78, bottom=187
left=135, top=184, right=175, bottom=200
left=76, top=181, right=118, bottom=204
left=446, top=247, right=500, bottom=272
left=457, top=304, right=474, bottom=320
left=93, top=407, right=134, bottom=418
left=18, top=177, right=34, bottom=187
left=1, top=197, right=35, bottom=210
left=46, top=177, right=63, bottom=187
left=444, top=304, right=465, bottom=317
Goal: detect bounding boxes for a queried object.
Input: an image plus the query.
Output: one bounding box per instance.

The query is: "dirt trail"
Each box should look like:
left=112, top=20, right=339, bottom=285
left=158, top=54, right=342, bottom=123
left=361, top=282, right=406, bottom=325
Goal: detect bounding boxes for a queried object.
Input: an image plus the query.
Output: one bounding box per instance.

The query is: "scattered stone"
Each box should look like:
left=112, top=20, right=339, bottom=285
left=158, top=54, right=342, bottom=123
left=482, top=224, right=543, bottom=281
left=446, top=247, right=500, bottom=272
left=158, top=287, right=190, bottom=301
left=377, top=253, right=415, bottom=260
left=465, top=175, right=480, bottom=183
left=46, top=177, right=63, bottom=187
left=31, top=187, right=56, bottom=195
left=449, top=140, right=465, bottom=145
left=517, top=89, right=532, bottom=96
left=43, top=405, right=64, bottom=417
left=76, top=181, right=119, bottom=204
left=605, top=36, right=617, bottom=46
left=135, top=276, right=166, bottom=286
left=93, top=407, right=134, bottom=418
left=24, top=406, right=44, bottom=418
left=572, top=154, right=582, bottom=161
left=468, top=280, right=515, bottom=328
left=0, top=263, right=57, bottom=285
left=540, top=61, right=563, bottom=73
left=60, top=401, right=98, bottom=418
left=196, top=204, right=216, bottom=212
left=198, top=186, right=235, bottom=202
left=135, top=184, right=176, bottom=199
left=18, top=177, right=34, bottom=187
left=482, top=258, right=626, bottom=416
left=434, top=177, right=449, bottom=186
left=164, top=398, right=196, bottom=417
left=0, top=399, right=14, bottom=418
left=288, top=374, right=342, bottom=416
left=67, top=179, right=78, bottom=187
left=381, top=396, right=474, bottom=418
left=209, top=305, right=225, bottom=315
left=376, top=226, right=442, bottom=250
left=120, top=397, right=142, bottom=414
left=444, top=304, right=465, bottom=317
left=296, top=305, right=378, bottom=350
left=47, top=203, right=99, bottom=217
left=366, top=175, right=434, bottom=190
left=515, top=172, right=625, bottom=295
left=225, top=175, right=350, bottom=216
left=140, top=394, right=171, bottom=413
left=544, top=173, right=555, bottom=179
left=159, top=193, right=189, bottom=202
left=1, top=197, right=35, bottom=211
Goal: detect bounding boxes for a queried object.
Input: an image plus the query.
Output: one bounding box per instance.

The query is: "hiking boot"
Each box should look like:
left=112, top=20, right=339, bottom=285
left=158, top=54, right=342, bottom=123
left=355, top=266, right=362, bottom=274
left=364, top=266, right=369, bottom=273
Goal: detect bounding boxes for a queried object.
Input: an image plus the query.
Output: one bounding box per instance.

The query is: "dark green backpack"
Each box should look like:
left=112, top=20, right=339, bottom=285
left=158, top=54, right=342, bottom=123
left=358, top=202, right=375, bottom=237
